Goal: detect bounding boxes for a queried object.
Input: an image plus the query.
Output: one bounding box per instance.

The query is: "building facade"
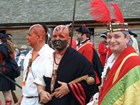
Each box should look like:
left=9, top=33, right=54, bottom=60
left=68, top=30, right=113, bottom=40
left=0, top=0, right=140, bottom=47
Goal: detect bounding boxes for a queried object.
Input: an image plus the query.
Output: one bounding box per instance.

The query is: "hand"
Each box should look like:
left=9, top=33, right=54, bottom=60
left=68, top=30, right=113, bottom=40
left=39, top=90, right=52, bottom=104
left=54, top=81, right=70, bottom=98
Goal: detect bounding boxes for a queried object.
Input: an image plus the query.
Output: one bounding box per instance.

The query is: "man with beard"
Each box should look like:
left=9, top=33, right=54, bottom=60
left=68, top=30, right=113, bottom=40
left=76, top=25, right=103, bottom=104
left=76, top=25, right=103, bottom=86
left=34, top=25, right=98, bottom=105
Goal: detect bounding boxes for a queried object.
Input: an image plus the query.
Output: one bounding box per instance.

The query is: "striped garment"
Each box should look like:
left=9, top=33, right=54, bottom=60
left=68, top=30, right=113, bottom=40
left=99, top=46, right=140, bottom=105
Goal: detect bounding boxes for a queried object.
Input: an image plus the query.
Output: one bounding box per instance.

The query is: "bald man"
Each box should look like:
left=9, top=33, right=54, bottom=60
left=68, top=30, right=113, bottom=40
left=34, top=25, right=98, bottom=105
left=18, top=24, right=54, bottom=105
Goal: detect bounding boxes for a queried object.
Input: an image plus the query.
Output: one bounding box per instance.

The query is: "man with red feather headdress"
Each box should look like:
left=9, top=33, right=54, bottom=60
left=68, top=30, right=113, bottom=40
left=89, top=0, right=140, bottom=105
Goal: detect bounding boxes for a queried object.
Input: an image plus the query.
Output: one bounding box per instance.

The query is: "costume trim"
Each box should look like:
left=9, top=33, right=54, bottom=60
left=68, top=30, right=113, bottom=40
left=112, top=53, right=138, bottom=84
left=77, top=41, right=93, bottom=51
left=101, top=66, right=140, bottom=105
left=69, top=83, right=86, bottom=105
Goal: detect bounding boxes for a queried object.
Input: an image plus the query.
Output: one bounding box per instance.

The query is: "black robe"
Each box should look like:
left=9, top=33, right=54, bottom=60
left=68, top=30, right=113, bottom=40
left=43, top=47, right=98, bottom=105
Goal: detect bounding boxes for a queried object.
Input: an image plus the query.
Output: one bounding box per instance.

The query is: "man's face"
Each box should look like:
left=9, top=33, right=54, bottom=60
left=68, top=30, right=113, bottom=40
left=26, top=28, right=39, bottom=47
left=107, top=31, right=129, bottom=53
left=76, top=32, right=83, bottom=41
left=51, top=25, right=69, bottom=51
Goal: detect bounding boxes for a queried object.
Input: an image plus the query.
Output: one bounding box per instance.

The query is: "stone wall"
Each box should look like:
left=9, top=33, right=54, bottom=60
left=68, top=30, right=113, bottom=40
left=0, top=0, right=140, bottom=23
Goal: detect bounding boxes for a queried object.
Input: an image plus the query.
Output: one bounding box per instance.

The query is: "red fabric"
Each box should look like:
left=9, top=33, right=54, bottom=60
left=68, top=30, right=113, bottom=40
left=98, top=41, right=112, bottom=66
left=0, top=53, right=6, bottom=73
left=99, top=46, right=140, bottom=104
left=69, top=38, right=77, bottom=49
left=98, top=41, right=107, bottom=66
left=77, top=41, right=100, bottom=84
left=69, top=83, right=86, bottom=105
left=0, top=53, right=3, bottom=64
left=5, top=100, right=12, bottom=105
left=77, top=41, right=94, bottom=63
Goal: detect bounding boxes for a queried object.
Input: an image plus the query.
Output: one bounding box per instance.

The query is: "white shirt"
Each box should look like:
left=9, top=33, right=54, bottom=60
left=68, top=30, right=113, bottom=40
left=34, top=55, right=54, bottom=86
left=100, top=54, right=115, bottom=88
left=22, top=44, right=54, bottom=97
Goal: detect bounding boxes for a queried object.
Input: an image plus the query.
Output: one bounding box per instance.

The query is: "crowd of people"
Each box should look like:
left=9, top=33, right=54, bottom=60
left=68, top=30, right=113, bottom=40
left=0, top=22, right=139, bottom=105
left=0, top=1, right=140, bottom=105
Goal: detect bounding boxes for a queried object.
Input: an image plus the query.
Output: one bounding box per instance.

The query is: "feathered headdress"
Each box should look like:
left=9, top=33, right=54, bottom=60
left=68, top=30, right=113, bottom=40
left=89, top=0, right=111, bottom=23
left=89, top=0, right=128, bottom=32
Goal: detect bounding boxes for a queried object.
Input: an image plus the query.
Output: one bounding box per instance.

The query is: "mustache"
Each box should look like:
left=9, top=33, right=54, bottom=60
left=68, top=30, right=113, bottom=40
left=52, top=40, right=63, bottom=45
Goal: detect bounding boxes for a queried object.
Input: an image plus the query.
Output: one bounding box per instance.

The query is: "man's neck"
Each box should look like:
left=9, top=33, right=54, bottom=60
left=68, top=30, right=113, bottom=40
left=32, top=43, right=45, bottom=52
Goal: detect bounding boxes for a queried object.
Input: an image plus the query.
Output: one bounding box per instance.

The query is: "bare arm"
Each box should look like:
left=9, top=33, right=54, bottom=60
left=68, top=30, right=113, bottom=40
left=36, top=84, right=52, bottom=104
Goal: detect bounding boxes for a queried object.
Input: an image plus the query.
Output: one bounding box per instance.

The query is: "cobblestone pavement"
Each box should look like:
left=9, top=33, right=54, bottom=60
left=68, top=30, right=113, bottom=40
left=0, top=72, right=23, bottom=105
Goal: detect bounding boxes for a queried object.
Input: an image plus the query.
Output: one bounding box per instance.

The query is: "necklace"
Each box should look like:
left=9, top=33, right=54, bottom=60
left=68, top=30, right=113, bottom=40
left=53, top=52, right=63, bottom=65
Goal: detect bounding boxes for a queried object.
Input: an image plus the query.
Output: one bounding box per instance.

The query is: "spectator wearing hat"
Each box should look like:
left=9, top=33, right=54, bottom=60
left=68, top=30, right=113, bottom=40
left=98, top=32, right=112, bottom=67
left=76, top=25, right=103, bottom=104
left=76, top=24, right=102, bottom=86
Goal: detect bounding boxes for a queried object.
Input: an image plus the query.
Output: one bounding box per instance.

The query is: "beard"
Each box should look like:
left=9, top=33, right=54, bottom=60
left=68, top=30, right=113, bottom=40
left=77, top=37, right=82, bottom=42
left=51, top=40, right=68, bottom=51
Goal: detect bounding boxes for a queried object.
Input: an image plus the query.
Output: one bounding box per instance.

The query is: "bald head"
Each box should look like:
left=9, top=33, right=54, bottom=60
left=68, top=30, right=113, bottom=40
left=29, top=24, right=46, bottom=38
left=51, top=25, right=70, bottom=51
left=53, top=25, right=69, bottom=37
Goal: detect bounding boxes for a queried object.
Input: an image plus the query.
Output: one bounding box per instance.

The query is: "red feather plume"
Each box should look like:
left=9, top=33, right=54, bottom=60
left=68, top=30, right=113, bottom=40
left=89, top=0, right=111, bottom=23
left=110, top=3, right=124, bottom=23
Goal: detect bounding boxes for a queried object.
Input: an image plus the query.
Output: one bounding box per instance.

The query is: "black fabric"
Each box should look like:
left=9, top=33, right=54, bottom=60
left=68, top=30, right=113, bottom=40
left=0, top=33, right=7, bottom=39
left=92, top=49, right=103, bottom=86
left=0, top=43, right=20, bottom=78
left=44, top=47, right=98, bottom=105
left=43, top=76, right=51, bottom=93
left=0, top=43, right=20, bottom=91
left=128, top=30, right=138, bottom=37
left=76, top=25, right=91, bottom=35
left=3, top=58, right=20, bottom=78
left=0, top=75, right=15, bottom=91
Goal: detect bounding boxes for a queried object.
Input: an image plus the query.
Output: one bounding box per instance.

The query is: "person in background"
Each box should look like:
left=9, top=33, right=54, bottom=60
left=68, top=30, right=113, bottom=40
left=0, top=33, right=18, bottom=105
left=76, top=24, right=102, bottom=86
left=99, top=22, right=140, bottom=105
left=128, top=30, right=139, bottom=55
left=17, top=45, right=29, bottom=71
left=68, top=37, right=77, bottom=49
left=98, top=32, right=112, bottom=67
left=67, top=25, right=77, bottom=49
left=76, top=25, right=103, bottom=105
left=34, top=25, right=97, bottom=105
left=18, top=24, right=54, bottom=105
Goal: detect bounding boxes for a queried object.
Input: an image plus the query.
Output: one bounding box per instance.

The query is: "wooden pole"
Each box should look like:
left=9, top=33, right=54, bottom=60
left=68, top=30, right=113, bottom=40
left=70, top=0, right=77, bottom=46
